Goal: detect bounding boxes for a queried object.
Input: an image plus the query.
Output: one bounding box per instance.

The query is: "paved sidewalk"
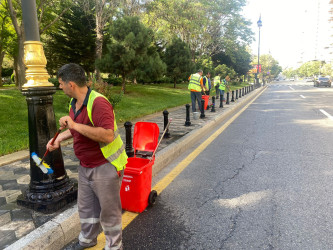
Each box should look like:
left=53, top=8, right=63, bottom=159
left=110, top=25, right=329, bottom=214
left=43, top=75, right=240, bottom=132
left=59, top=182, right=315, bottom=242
left=0, top=86, right=262, bottom=250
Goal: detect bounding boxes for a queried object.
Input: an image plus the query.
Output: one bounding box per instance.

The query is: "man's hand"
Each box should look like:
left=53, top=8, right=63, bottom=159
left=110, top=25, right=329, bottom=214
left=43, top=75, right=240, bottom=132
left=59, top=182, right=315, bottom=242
left=46, top=129, right=72, bottom=152
left=59, top=116, right=75, bottom=130
left=46, top=137, right=60, bottom=152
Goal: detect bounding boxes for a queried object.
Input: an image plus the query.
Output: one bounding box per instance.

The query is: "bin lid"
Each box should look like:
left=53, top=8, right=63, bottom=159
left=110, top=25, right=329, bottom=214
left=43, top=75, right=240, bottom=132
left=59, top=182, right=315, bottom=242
left=133, top=122, right=160, bottom=153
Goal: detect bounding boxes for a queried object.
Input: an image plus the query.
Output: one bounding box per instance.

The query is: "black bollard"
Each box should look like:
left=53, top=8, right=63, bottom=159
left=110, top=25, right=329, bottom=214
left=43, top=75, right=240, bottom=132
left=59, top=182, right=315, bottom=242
left=235, top=89, right=238, bottom=100
left=163, top=110, right=171, bottom=138
left=200, top=99, right=205, bottom=118
left=226, top=92, right=230, bottom=104
left=231, top=90, right=235, bottom=102
left=239, top=88, right=242, bottom=98
left=124, top=121, right=134, bottom=157
left=219, top=93, right=223, bottom=108
left=185, top=104, right=191, bottom=126
left=211, top=96, right=216, bottom=112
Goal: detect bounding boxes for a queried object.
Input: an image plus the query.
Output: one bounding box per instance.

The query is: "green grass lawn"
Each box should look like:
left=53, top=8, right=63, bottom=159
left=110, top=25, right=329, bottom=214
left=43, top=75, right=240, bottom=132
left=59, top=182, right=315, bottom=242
left=0, top=82, right=249, bottom=156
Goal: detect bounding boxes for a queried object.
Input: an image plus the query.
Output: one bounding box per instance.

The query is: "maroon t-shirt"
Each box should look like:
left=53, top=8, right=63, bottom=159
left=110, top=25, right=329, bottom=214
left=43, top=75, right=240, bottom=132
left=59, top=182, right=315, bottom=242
left=69, top=89, right=114, bottom=168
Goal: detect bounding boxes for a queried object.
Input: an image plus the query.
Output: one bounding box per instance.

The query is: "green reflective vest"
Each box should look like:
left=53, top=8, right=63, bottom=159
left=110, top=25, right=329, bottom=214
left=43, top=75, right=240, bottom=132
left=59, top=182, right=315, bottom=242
left=70, top=90, right=128, bottom=171
left=213, top=76, right=220, bottom=86
left=188, top=73, right=202, bottom=92
left=219, top=79, right=226, bottom=91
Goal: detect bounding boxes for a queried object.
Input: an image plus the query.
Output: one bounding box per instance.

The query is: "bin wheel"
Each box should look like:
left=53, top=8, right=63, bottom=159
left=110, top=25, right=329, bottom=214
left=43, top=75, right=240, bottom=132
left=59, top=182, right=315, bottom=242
left=148, top=190, right=157, bottom=206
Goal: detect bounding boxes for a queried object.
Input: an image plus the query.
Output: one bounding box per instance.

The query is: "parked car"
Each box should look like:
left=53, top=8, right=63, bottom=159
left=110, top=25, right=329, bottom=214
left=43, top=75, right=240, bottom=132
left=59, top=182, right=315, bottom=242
left=290, top=77, right=295, bottom=81
left=314, top=77, right=331, bottom=87
left=305, top=77, right=314, bottom=82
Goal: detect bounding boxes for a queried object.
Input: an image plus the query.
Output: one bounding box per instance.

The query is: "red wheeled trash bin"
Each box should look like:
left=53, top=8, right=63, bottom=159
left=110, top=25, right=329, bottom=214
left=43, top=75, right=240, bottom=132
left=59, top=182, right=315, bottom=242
left=120, top=122, right=160, bottom=213
left=202, top=95, right=209, bottom=110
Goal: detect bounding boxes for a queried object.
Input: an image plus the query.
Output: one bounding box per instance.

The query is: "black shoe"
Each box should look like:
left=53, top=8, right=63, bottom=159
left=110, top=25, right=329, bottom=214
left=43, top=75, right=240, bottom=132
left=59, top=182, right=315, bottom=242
left=69, top=242, right=97, bottom=250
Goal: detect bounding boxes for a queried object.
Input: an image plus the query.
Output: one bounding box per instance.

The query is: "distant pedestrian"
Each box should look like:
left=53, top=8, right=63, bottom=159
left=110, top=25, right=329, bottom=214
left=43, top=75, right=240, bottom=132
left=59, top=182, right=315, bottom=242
left=213, top=75, right=220, bottom=99
left=188, top=69, right=205, bottom=114
left=203, top=72, right=212, bottom=96
left=47, top=63, right=127, bottom=250
left=219, top=75, right=231, bottom=101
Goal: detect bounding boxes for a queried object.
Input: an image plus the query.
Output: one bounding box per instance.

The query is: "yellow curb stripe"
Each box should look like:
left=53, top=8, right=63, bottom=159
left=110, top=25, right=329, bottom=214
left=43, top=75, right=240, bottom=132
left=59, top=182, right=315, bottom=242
left=89, top=87, right=266, bottom=249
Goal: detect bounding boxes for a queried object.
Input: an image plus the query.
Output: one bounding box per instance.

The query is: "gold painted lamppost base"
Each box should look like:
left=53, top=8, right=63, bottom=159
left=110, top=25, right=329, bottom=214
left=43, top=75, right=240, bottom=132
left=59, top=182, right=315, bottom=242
left=22, top=41, right=53, bottom=89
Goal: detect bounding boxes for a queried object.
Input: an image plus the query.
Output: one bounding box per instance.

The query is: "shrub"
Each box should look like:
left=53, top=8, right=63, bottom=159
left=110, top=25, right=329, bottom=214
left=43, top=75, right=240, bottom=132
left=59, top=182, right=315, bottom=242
left=48, top=78, right=60, bottom=88
left=91, top=80, right=123, bottom=108
left=2, top=68, right=13, bottom=77
left=102, top=76, right=122, bottom=86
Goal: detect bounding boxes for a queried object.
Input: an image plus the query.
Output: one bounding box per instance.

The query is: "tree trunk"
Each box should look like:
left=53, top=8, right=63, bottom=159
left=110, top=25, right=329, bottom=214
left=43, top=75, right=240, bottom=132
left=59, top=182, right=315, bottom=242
left=94, top=0, right=104, bottom=82
left=122, top=76, right=126, bottom=94
left=7, top=0, right=26, bottom=88
left=16, top=34, right=26, bottom=87
left=174, top=79, right=176, bottom=88
left=13, top=57, right=18, bottom=85
left=95, top=30, right=103, bottom=81
left=0, top=51, right=5, bottom=87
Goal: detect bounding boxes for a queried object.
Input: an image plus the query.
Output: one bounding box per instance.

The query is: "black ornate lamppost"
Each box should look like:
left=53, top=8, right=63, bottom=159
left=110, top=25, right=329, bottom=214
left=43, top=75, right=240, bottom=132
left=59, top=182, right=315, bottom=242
left=256, top=15, right=262, bottom=88
left=16, top=0, right=77, bottom=213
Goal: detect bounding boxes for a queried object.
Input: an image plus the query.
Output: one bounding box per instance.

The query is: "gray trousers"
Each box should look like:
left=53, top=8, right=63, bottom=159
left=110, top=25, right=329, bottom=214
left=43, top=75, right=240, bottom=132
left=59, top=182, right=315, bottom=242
left=78, top=162, right=123, bottom=250
left=190, top=91, right=202, bottom=112
left=219, top=90, right=225, bottom=100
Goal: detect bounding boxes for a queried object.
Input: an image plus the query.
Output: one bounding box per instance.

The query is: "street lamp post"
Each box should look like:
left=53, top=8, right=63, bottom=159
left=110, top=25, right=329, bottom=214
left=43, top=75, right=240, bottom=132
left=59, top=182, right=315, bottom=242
left=257, top=15, right=262, bottom=88
left=16, top=0, right=77, bottom=213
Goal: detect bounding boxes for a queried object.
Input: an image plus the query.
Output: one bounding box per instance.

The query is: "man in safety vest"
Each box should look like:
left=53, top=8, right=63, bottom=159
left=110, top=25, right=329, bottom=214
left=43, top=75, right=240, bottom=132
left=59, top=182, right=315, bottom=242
left=188, top=69, right=206, bottom=113
left=219, top=75, right=231, bottom=101
left=47, top=63, right=127, bottom=250
left=202, top=72, right=211, bottom=96
left=213, top=75, right=221, bottom=99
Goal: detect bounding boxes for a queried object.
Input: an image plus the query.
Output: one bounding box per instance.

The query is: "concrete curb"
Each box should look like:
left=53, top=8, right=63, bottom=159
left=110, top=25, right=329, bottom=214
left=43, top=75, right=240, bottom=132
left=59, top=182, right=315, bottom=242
left=5, top=205, right=80, bottom=250
left=5, top=86, right=266, bottom=250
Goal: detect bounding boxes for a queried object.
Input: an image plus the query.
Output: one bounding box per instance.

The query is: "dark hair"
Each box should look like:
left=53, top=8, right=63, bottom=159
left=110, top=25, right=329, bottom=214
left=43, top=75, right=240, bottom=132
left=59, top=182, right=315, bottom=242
left=57, top=63, right=87, bottom=87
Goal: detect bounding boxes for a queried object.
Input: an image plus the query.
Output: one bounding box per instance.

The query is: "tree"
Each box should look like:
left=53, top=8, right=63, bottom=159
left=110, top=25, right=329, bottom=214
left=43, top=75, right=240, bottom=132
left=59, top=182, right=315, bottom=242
left=297, top=60, right=323, bottom=77
left=252, top=54, right=282, bottom=81
left=321, top=63, right=333, bottom=77
left=196, top=56, right=214, bottom=76
left=283, top=67, right=297, bottom=79
left=0, top=1, right=15, bottom=86
left=97, top=16, right=163, bottom=93
left=44, top=3, right=96, bottom=75
left=144, top=0, right=253, bottom=62
left=230, top=45, right=253, bottom=76
left=6, top=0, right=72, bottom=87
left=164, top=37, right=193, bottom=88
left=145, top=0, right=205, bottom=60
left=135, top=45, right=167, bottom=84
left=6, top=0, right=25, bottom=87
left=215, top=64, right=236, bottom=79
left=81, top=0, right=122, bottom=81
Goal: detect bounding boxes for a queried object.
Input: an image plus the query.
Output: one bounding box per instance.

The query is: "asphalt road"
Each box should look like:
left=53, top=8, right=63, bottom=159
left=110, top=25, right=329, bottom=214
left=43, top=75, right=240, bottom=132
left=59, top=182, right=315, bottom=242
left=123, top=80, right=333, bottom=250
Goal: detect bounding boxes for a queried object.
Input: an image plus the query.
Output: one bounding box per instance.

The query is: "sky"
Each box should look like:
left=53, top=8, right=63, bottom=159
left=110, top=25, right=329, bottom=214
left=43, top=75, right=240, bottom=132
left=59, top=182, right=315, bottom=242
left=242, top=0, right=332, bottom=69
